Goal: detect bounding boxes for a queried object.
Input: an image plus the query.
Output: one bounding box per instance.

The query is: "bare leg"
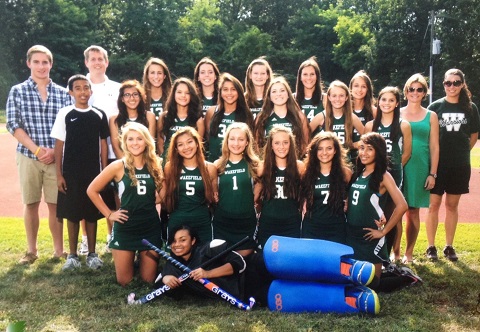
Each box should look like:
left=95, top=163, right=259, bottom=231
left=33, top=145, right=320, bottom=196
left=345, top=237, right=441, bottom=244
left=426, top=194, right=442, bottom=246
left=47, top=202, right=64, bottom=256
left=392, top=221, right=402, bottom=260
left=112, top=249, right=136, bottom=286
left=444, top=194, right=461, bottom=246
left=139, top=250, right=160, bottom=283
left=403, top=207, right=420, bottom=262
left=24, top=202, right=41, bottom=255
left=66, top=220, right=80, bottom=255
left=85, top=221, right=98, bottom=254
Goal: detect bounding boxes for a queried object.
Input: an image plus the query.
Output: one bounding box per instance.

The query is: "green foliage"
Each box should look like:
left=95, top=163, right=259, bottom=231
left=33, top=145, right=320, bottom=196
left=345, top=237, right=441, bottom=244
left=1, top=0, right=479, bottom=105
left=226, top=26, right=273, bottom=78
left=333, top=12, right=375, bottom=72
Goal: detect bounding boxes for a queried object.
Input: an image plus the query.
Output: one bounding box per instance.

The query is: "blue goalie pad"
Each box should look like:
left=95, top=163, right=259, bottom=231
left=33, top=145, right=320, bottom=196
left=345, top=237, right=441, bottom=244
left=263, top=236, right=375, bottom=285
left=268, top=280, right=380, bottom=315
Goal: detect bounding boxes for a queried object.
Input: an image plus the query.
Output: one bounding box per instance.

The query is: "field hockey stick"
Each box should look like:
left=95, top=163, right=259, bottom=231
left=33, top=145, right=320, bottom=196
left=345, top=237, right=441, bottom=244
left=140, top=239, right=254, bottom=310
left=127, top=236, right=251, bottom=305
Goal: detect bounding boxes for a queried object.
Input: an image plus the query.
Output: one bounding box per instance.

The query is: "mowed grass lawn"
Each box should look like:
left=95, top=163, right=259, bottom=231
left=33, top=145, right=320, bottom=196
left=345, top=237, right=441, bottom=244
left=0, top=218, right=479, bottom=332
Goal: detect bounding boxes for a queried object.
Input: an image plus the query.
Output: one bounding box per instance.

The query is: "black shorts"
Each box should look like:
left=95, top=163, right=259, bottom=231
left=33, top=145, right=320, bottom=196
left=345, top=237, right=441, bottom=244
left=430, top=164, right=471, bottom=195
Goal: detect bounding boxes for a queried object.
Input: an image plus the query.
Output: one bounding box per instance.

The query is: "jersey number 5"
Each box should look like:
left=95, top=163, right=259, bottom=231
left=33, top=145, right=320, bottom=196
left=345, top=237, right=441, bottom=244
left=186, top=181, right=196, bottom=196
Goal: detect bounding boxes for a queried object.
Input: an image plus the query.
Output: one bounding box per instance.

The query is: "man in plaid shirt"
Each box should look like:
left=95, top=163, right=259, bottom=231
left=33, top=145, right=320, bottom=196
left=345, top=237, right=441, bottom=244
left=6, top=45, right=72, bottom=264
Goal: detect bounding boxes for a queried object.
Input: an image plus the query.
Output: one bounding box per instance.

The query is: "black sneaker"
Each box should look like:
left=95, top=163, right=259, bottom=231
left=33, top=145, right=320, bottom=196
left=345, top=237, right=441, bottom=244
left=443, top=245, right=458, bottom=262
left=399, top=266, right=423, bottom=286
left=426, top=246, right=438, bottom=261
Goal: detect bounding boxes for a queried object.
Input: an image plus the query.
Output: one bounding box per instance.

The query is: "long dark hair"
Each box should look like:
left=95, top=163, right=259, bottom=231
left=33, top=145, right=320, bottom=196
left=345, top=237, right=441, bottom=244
left=164, top=127, right=215, bottom=213
left=372, top=86, right=401, bottom=144
left=261, top=125, right=301, bottom=202
left=168, top=224, right=198, bottom=246
left=301, top=132, right=349, bottom=215
left=349, top=70, right=376, bottom=121
left=162, top=78, right=202, bottom=140
left=353, top=132, right=388, bottom=193
left=209, top=73, right=254, bottom=136
left=194, top=57, right=220, bottom=104
left=295, top=56, right=324, bottom=106
left=444, top=68, right=473, bottom=115
left=116, top=80, right=149, bottom=128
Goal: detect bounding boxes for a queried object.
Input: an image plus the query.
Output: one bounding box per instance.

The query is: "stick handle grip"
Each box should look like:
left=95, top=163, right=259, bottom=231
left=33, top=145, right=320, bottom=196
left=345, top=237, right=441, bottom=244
left=142, top=239, right=253, bottom=311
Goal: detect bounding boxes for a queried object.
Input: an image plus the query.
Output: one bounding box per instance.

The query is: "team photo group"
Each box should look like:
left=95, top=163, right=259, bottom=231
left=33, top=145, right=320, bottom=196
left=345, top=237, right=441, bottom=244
left=6, top=43, right=479, bottom=310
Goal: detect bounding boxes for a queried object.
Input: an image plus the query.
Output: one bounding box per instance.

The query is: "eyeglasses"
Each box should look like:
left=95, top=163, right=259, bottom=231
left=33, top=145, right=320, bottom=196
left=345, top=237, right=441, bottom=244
left=443, top=80, right=463, bottom=87
left=123, top=92, right=140, bottom=99
left=408, top=87, right=425, bottom=93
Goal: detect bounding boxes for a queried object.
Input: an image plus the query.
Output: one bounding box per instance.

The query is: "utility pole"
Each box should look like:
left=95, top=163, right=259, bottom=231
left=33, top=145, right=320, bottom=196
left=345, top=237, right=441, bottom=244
left=429, top=10, right=434, bottom=104
left=429, top=10, right=441, bottom=104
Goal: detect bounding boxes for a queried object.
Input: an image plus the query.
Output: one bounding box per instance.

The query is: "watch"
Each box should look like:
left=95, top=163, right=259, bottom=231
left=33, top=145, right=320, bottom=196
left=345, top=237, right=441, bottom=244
left=429, top=173, right=437, bottom=179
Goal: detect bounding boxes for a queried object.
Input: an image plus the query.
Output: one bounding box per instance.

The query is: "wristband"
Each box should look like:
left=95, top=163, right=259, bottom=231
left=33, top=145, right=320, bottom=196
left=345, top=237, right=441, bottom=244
left=34, top=147, right=41, bottom=156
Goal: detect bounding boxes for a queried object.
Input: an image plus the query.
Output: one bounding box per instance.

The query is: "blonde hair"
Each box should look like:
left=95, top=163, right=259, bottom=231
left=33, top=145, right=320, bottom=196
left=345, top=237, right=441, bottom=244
left=216, top=122, right=260, bottom=182
left=120, top=122, right=163, bottom=190
left=84, top=45, right=109, bottom=62
left=403, top=73, right=429, bottom=101
left=27, top=45, right=53, bottom=63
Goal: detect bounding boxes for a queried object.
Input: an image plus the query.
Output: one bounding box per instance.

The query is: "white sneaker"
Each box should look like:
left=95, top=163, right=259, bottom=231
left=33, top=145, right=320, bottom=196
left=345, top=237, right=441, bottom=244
left=62, top=255, right=81, bottom=270
left=86, top=253, right=103, bottom=269
left=79, top=238, right=88, bottom=255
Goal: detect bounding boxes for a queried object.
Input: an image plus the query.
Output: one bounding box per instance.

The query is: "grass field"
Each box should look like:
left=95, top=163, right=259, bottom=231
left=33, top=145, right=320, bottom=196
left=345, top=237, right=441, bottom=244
left=0, top=218, right=479, bottom=332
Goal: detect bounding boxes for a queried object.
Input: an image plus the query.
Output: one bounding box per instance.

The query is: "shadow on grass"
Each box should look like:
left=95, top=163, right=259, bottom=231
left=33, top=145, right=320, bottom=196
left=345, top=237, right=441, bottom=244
left=0, top=247, right=479, bottom=331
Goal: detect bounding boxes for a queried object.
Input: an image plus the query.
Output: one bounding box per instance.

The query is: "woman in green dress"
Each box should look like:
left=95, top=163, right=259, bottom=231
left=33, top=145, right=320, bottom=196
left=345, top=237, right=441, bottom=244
left=400, top=74, right=439, bottom=263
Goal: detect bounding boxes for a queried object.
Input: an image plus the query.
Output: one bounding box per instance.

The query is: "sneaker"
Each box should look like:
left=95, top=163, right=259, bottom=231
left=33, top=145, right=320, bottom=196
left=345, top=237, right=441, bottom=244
left=426, top=246, right=438, bottom=261
left=19, top=252, right=38, bottom=265
left=79, top=239, right=88, bottom=256
left=443, top=245, right=458, bottom=262
left=399, top=266, right=423, bottom=286
left=62, top=255, right=81, bottom=270
left=86, top=253, right=103, bottom=269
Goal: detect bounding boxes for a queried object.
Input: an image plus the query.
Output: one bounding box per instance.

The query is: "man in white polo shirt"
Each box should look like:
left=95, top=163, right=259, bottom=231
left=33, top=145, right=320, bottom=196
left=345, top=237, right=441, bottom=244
left=82, top=45, right=121, bottom=253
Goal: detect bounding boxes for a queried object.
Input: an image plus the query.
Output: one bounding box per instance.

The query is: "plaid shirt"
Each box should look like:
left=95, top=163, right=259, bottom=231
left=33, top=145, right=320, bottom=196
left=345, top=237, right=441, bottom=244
left=6, top=77, right=71, bottom=159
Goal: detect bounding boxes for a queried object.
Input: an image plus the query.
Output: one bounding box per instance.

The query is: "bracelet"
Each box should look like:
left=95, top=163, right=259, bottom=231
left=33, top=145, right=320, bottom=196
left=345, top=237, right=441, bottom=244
left=34, top=147, right=41, bottom=156
left=107, top=212, right=112, bottom=221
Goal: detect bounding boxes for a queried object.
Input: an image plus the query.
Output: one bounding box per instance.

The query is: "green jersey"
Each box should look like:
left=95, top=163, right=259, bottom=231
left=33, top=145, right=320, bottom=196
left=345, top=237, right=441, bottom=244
left=346, top=173, right=387, bottom=263
left=150, top=98, right=163, bottom=120
left=202, top=96, right=214, bottom=117
left=217, top=159, right=255, bottom=217
left=301, top=98, right=324, bottom=123
left=302, top=173, right=346, bottom=243
left=110, top=164, right=162, bottom=251
left=249, top=99, right=263, bottom=120
left=377, top=121, right=403, bottom=171
left=213, top=159, right=257, bottom=249
left=168, top=166, right=212, bottom=243
left=257, top=167, right=301, bottom=248
left=265, top=112, right=294, bottom=137
left=162, top=117, right=189, bottom=163
left=208, top=110, right=236, bottom=162
left=352, top=108, right=370, bottom=143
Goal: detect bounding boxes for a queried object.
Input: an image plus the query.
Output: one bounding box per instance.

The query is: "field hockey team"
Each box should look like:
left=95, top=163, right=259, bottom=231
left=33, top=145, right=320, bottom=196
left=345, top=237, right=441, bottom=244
left=8, top=45, right=479, bottom=299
